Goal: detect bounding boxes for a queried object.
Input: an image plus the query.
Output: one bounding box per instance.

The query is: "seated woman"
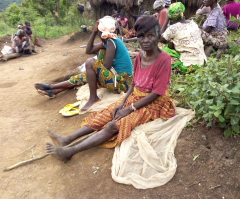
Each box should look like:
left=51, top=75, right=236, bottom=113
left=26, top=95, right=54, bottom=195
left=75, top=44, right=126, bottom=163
left=159, top=2, right=206, bottom=73
left=222, top=0, right=240, bottom=30
left=153, top=0, right=168, bottom=28
left=35, top=16, right=133, bottom=111
left=118, top=11, right=129, bottom=35
left=200, top=0, right=228, bottom=59
left=45, top=15, right=175, bottom=162
left=12, top=29, right=31, bottom=57
left=25, top=20, right=42, bottom=47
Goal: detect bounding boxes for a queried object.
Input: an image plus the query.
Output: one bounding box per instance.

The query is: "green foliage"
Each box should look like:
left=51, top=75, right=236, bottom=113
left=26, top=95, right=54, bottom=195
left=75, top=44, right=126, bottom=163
left=0, top=0, right=23, bottom=12
left=170, top=55, right=240, bottom=137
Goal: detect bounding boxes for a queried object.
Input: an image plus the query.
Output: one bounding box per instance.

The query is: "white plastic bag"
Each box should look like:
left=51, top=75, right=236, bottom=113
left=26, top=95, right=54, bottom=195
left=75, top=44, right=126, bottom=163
left=1, top=45, right=13, bottom=55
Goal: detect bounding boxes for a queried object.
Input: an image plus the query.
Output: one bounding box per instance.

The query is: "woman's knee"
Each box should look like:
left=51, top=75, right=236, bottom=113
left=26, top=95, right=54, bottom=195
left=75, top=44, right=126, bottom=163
left=85, top=58, right=95, bottom=70
left=105, top=121, right=118, bottom=134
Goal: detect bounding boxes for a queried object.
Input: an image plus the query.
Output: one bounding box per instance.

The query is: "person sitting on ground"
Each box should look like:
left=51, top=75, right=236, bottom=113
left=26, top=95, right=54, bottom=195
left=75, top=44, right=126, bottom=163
left=77, top=4, right=84, bottom=14
left=153, top=0, right=168, bottom=28
left=200, top=0, right=228, bottom=59
left=118, top=11, right=129, bottom=35
left=222, top=0, right=240, bottom=30
left=159, top=2, right=206, bottom=73
left=25, top=20, right=42, bottom=47
left=35, top=16, right=133, bottom=111
left=12, top=29, right=32, bottom=57
left=45, top=15, right=175, bottom=162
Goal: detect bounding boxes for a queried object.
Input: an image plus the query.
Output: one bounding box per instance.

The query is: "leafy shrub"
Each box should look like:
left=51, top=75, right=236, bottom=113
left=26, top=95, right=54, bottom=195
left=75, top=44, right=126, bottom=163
left=170, top=55, right=240, bottom=137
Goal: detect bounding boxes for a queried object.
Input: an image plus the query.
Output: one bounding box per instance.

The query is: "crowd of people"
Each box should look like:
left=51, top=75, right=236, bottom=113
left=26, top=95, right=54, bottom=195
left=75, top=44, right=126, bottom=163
left=32, top=0, right=238, bottom=162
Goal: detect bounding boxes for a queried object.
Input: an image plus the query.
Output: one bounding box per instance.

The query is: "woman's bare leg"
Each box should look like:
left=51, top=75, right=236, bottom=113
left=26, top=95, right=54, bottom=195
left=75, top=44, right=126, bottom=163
left=46, top=121, right=118, bottom=162
left=80, top=58, right=100, bottom=111
left=47, top=126, right=95, bottom=147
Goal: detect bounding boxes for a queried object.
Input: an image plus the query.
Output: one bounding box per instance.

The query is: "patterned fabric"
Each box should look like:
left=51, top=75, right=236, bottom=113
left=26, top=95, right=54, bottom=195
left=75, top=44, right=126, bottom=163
left=158, top=43, right=199, bottom=73
left=227, top=21, right=239, bottom=30
left=162, top=20, right=206, bottom=67
left=69, top=49, right=133, bottom=94
left=123, top=28, right=136, bottom=39
left=80, top=87, right=175, bottom=148
left=118, top=18, right=129, bottom=30
left=168, top=2, right=185, bottom=20
left=201, top=28, right=228, bottom=49
left=12, top=36, right=30, bottom=53
left=202, top=6, right=227, bottom=32
left=194, top=15, right=207, bottom=26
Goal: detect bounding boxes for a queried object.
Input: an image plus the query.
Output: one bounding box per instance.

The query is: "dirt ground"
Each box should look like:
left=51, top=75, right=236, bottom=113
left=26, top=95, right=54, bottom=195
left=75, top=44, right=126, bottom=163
left=0, top=32, right=240, bottom=199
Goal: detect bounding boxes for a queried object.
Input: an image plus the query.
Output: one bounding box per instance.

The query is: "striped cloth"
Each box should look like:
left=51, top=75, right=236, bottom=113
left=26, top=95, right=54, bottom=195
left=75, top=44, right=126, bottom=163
left=80, top=87, right=175, bottom=148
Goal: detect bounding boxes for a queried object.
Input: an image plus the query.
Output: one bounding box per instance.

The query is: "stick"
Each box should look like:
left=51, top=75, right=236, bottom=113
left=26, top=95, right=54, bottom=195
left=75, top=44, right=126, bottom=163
left=227, top=57, right=231, bottom=76
left=3, top=131, right=97, bottom=171
left=16, top=144, right=36, bottom=157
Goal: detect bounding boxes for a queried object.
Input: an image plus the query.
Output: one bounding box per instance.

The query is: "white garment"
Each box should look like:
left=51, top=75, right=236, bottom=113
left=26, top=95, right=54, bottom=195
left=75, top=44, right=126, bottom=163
left=162, top=21, right=207, bottom=67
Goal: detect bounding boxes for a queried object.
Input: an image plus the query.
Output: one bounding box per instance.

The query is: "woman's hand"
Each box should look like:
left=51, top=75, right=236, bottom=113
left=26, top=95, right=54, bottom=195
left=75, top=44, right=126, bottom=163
left=111, top=103, right=124, bottom=118
left=114, top=106, right=133, bottom=121
left=94, top=21, right=99, bottom=32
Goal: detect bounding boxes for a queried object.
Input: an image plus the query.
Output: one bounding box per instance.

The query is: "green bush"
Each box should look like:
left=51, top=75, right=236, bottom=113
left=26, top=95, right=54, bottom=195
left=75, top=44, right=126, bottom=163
left=170, top=55, right=240, bottom=137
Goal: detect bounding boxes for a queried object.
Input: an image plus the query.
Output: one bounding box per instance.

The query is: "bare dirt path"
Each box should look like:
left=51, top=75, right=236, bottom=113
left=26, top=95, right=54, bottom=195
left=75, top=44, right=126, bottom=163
left=0, top=33, right=239, bottom=199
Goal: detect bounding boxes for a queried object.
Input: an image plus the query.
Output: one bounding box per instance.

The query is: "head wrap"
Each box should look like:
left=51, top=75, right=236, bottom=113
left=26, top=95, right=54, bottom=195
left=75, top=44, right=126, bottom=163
left=16, top=29, right=23, bottom=36
left=18, top=24, right=24, bottom=29
left=153, top=0, right=165, bottom=9
left=98, top=16, right=117, bottom=39
left=134, top=15, right=159, bottom=37
left=168, top=2, right=185, bottom=20
left=163, top=0, right=171, bottom=7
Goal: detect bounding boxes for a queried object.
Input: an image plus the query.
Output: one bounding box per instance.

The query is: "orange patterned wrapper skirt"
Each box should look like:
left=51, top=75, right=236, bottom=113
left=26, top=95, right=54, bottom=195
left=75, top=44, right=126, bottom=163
left=80, top=88, right=175, bottom=148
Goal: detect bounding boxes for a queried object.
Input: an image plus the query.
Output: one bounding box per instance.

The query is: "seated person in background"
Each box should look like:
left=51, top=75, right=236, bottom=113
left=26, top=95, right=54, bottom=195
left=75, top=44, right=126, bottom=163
left=35, top=16, right=133, bottom=111
left=112, top=10, right=123, bottom=37
left=160, top=2, right=207, bottom=73
left=118, top=11, right=129, bottom=35
left=153, top=0, right=168, bottom=28
left=77, top=4, right=84, bottom=14
left=45, top=15, right=175, bottom=162
left=195, top=4, right=211, bottom=25
left=200, top=0, right=228, bottom=59
left=12, top=29, right=32, bottom=57
left=25, top=20, right=42, bottom=47
left=222, top=0, right=240, bottom=30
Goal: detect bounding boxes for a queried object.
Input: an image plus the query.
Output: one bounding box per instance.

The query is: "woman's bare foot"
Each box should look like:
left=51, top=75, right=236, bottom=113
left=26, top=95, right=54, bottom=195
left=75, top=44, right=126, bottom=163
left=47, top=127, right=69, bottom=147
left=37, top=89, right=56, bottom=98
left=80, top=98, right=100, bottom=111
left=45, top=142, right=73, bottom=162
left=205, top=45, right=213, bottom=57
left=216, top=48, right=226, bottom=59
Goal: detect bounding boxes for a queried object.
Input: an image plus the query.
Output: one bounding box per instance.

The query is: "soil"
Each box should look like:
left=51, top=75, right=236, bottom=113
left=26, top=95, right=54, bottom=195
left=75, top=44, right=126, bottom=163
left=0, top=32, right=239, bottom=199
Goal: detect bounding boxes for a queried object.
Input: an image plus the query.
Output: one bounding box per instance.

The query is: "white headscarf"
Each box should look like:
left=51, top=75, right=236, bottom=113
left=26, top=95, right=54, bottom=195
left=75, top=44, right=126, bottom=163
left=163, top=0, right=171, bottom=7
left=153, top=0, right=165, bottom=9
left=98, top=16, right=117, bottom=39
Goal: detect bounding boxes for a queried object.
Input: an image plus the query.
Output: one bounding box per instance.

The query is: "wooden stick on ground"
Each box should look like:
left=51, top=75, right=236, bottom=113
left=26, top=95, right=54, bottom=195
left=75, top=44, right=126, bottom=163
left=16, top=144, right=36, bottom=157
left=3, top=131, right=97, bottom=171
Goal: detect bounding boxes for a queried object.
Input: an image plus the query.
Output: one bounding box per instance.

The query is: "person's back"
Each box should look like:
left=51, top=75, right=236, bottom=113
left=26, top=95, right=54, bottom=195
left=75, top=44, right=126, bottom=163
left=222, top=1, right=240, bottom=21
left=103, top=37, right=132, bottom=75
left=162, top=21, right=206, bottom=67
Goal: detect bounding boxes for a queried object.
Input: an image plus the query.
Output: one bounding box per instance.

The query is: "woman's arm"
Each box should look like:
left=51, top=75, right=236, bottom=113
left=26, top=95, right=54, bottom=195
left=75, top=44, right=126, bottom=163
left=114, top=91, right=159, bottom=121
left=123, top=20, right=128, bottom=28
left=202, top=26, right=213, bottom=33
left=85, top=31, right=103, bottom=54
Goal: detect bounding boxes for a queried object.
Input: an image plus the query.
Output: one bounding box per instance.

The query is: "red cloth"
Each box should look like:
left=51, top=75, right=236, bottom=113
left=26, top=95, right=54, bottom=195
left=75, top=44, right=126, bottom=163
left=131, top=51, right=171, bottom=96
left=158, top=8, right=168, bottom=28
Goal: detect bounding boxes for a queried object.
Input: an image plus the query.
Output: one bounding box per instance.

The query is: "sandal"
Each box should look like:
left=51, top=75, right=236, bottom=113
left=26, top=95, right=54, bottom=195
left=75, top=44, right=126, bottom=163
left=34, top=83, right=51, bottom=91
left=37, top=89, right=56, bottom=98
left=61, top=108, right=79, bottom=117
left=59, top=102, right=81, bottom=114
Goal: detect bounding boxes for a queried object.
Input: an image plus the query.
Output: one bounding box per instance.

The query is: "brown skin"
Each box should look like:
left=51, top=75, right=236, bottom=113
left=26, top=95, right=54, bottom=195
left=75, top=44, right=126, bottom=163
left=45, top=27, right=162, bottom=162
left=202, top=0, right=218, bottom=33
left=35, top=22, right=116, bottom=111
